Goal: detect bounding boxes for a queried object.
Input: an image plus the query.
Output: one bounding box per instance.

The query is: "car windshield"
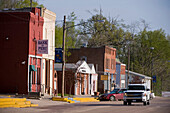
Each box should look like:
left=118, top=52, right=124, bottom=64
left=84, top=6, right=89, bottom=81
left=128, top=86, right=145, bottom=90
left=109, top=89, right=119, bottom=94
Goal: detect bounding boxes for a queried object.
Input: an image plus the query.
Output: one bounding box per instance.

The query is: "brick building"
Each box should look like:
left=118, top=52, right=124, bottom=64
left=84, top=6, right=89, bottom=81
left=0, top=8, right=44, bottom=94
left=116, top=59, right=126, bottom=88
left=67, top=46, right=116, bottom=93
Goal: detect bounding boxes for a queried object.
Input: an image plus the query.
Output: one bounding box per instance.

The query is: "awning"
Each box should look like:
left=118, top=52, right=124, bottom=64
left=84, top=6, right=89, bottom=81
left=29, top=65, right=37, bottom=72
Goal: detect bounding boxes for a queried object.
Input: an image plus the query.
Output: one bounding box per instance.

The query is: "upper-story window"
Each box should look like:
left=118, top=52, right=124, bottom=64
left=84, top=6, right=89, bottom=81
left=111, top=59, right=115, bottom=69
left=112, top=51, right=115, bottom=55
left=36, top=12, right=38, bottom=16
left=45, top=28, right=47, bottom=39
left=39, top=32, right=40, bottom=39
left=81, top=56, right=87, bottom=62
left=106, top=49, right=111, bottom=54
left=106, top=58, right=110, bottom=69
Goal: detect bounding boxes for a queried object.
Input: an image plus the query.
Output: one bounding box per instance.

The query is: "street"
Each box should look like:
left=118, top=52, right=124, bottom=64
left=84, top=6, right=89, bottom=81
left=0, top=97, right=170, bottom=113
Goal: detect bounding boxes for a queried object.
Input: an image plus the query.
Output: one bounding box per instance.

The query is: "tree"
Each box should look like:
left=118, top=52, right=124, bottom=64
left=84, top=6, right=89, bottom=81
left=0, top=0, right=43, bottom=9
left=55, top=9, right=170, bottom=95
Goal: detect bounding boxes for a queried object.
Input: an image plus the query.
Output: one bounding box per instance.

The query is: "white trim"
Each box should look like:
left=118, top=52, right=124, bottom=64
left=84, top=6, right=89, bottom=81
left=125, top=70, right=151, bottom=79
left=28, top=57, right=30, bottom=92
left=74, top=73, right=77, bottom=95
left=29, top=55, right=43, bottom=59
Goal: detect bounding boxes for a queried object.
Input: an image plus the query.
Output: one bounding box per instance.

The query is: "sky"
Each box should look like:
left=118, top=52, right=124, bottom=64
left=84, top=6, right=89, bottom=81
left=38, top=0, right=170, bottom=35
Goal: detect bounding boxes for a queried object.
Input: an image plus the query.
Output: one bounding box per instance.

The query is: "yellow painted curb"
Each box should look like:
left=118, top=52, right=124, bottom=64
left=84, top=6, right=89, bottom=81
left=30, top=104, right=38, bottom=107
left=0, top=98, right=38, bottom=108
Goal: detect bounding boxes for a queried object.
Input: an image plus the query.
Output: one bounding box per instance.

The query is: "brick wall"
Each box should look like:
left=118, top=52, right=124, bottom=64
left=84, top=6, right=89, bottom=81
left=67, top=46, right=116, bottom=94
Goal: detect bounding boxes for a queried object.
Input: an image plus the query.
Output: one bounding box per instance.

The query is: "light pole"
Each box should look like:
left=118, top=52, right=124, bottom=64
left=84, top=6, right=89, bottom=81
left=127, top=45, right=130, bottom=86
left=61, top=16, right=105, bottom=98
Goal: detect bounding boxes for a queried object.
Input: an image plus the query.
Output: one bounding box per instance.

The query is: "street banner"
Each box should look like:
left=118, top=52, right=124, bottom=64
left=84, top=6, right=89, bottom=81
left=55, top=48, right=62, bottom=63
left=152, top=75, right=156, bottom=83
left=37, top=40, right=48, bottom=54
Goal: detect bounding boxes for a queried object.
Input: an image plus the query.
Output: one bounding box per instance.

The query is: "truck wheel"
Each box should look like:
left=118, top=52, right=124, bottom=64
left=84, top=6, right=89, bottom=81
left=143, top=101, right=147, bottom=106
left=123, top=101, right=127, bottom=105
left=110, top=96, right=115, bottom=101
left=147, top=100, right=150, bottom=105
left=128, top=102, right=131, bottom=105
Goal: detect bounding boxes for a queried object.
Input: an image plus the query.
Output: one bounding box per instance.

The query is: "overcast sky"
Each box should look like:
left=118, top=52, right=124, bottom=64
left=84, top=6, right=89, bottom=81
left=39, top=0, right=170, bottom=35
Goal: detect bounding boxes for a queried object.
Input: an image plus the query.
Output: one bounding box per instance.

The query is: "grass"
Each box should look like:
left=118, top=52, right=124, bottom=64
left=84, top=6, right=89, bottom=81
left=57, top=93, right=74, bottom=97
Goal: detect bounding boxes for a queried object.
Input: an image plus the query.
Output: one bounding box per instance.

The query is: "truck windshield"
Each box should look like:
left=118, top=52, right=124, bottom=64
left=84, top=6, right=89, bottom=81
left=128, top=86, right=145, bottom=90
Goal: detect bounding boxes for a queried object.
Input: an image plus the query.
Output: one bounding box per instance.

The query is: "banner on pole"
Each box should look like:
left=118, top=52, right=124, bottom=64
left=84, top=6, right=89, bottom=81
left=55, top=48, right=62, bottom=63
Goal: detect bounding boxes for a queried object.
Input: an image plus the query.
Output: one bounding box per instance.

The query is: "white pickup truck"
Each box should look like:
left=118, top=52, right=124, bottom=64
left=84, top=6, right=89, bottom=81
left=123, top=84, right=151, bottom=105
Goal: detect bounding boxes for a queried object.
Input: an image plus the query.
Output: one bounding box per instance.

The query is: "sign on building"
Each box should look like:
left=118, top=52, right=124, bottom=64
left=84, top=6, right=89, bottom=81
left=55, top=48, right=62, bottom=63
left=37, top=40, right=48, bottom=54
left=101, top=75, right=108, bottom=80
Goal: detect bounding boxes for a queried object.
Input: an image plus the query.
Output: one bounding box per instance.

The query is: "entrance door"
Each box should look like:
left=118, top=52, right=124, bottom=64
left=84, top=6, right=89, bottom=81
left=32, top=71, right=36, bottom=92
left=45, top=60, right=50, bottom=94
left=29, top=65, right=37, bottom=92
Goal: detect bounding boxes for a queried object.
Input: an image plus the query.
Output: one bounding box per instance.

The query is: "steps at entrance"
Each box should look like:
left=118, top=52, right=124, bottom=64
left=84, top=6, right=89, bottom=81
left=0, top=97, right=38, bottom=108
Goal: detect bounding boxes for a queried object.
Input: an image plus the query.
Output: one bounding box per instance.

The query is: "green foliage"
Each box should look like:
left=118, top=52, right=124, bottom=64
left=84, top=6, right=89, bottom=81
left=0, top=0, right=44, bottom=9
left=0, top=0, right=17, bottom=9
left=66, top=12, right=78, bottom=48
left=55, top=12, right=78, bottom=61
left=55, top=10, right=170, bottom=94
left=55, top=25, right=63, bottom=48
left=16, top=0, right=44, bottom=8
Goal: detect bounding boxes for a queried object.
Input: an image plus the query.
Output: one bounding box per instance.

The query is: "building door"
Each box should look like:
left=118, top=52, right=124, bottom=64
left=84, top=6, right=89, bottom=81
left=29, top=65, right=37, bottom=92
left=32, top=71, right=36, bottom=92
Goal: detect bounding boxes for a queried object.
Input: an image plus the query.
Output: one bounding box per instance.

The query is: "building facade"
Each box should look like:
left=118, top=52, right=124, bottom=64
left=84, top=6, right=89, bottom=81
left=126, top=70, right=151, bottom=89
left=0, top=8, right=44, bottom=94
left=67, top=46, right=116, bottom=93
left=54, top=61, right=98, bottom=95
left=41, top=8, right=56, bottom=96
left=116, top=59, right=126, bottom=88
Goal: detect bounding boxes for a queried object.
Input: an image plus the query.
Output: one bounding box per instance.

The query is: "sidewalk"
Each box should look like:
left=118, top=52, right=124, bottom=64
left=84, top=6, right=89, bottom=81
left=28, top=94, right=99, bottom=106
left=0, top=94, right=99, bottom=108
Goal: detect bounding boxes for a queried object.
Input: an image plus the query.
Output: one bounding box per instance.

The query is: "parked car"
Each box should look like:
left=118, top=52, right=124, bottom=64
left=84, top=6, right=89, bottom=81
left=99, top=88, right=127, bottom=101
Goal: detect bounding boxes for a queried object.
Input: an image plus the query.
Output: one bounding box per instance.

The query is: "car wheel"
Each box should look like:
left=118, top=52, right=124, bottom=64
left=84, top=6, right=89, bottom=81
left=147, top=100, right=150, bottom=105
left=143, top=101, right=147, bottom=106
left=109, top=96, right=115, bottom=101
left=123, top=101, right=127, bottom=105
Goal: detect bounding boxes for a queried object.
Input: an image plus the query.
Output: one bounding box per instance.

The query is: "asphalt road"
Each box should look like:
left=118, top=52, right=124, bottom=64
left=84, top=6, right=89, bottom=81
left=1, top=96, right=170, bottom=113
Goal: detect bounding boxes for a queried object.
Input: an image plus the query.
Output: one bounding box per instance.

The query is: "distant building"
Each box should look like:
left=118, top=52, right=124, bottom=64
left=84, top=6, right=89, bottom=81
left=67, top=46, right=116, bottom=93
left=125, top=70, right=151, bottom=89
left=0, top=7, right=44, bottom=94
left=116, top=59, right=126, bottom=88
left=54, top=61, right=98, bottom=95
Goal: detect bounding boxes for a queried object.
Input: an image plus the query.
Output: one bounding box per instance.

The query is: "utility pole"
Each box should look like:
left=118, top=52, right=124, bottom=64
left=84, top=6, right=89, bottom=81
left=61, top=15, right=66, bottom=98
left=150, top=47, right=154, bottom=92
left=127, top=46, right=130, bottom=86
left=30, top=0, right=32, bottom=8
